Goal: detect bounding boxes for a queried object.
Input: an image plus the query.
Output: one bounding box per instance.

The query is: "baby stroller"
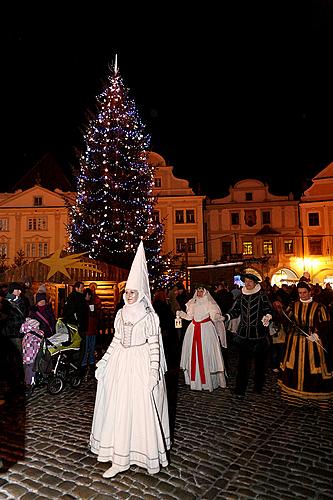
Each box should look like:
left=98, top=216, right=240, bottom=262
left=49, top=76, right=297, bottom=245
left=33, top=319, right=82, bottom=394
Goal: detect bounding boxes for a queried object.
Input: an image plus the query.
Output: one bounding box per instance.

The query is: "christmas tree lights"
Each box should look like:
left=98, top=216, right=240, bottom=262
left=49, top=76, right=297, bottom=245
left=67, top=59, right=170, bottom=287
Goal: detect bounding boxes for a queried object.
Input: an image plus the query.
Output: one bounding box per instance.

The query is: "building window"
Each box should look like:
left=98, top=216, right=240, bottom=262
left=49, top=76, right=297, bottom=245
left=245, top=192, right=253, bottom=201
left=0, top=219, right=8, bottom=231
left=0, top=243, right=7, bottom=257
left=263, top=240, right=273, bottom=255
left=175, top=210, right=184, bottom=224
left=25, top=242, right=49, bottom=258
left=27, top=217, right=47, bottom=231
left=309, top=238, right=322, bottom=255
left=284, top=239, right=294, bottom=254
left=176, top=238, right=185, bottom=253
left=262, top=211, right=271, bottom=224
left=186, top=209, right=195, bottom=223
left=308, top=212, right=319, bottom=226
left=187, top=238, right=196, bottom=253
left=176, top=238, right=196, bottom=253
left=33, top=196, right=43, bottom=206
left=231, top=212, right=239, bottom=225
left=243, top=241, right=253, bottom=255
left=222, top=241, right=232, bottom=256
left=154, top=178, right=161, bottom=188
left=153, top=210, right=160, bottom=223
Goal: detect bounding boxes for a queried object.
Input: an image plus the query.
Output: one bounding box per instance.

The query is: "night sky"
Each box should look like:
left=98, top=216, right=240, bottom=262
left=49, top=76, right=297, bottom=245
left=2, top=3, right=333, bottom=198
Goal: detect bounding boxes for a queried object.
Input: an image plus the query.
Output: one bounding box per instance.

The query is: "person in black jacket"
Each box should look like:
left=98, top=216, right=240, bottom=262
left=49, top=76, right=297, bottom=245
left=63, top=281, right=88, bottom=374
left=224, top=273, right=273, bottom=396
left=2, top=282, right=28, bottom=355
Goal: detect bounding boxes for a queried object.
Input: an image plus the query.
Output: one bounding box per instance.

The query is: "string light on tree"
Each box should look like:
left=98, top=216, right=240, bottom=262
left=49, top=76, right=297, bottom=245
left=67, top=55, right=174, bottom=287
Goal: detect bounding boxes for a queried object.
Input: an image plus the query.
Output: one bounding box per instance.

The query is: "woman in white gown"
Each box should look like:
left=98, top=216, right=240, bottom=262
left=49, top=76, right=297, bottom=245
left=179, top=286, right=226, bottom=392
left=89, top=242, right=170, bottom=478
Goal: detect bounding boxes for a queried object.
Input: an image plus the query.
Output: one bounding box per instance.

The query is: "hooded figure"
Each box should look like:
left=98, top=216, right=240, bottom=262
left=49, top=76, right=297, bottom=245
left=178, top=286, right=227, bottom=392
left=89, top=241, right=170, bottom=478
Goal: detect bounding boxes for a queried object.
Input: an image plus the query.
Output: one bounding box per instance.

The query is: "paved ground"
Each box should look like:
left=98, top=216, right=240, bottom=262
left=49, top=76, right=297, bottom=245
left=0, top=342, right=332, bottom=499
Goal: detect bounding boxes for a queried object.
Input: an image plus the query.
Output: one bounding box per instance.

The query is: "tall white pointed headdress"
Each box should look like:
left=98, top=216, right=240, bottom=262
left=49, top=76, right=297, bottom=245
left=125, top=240, right=151, bottom=302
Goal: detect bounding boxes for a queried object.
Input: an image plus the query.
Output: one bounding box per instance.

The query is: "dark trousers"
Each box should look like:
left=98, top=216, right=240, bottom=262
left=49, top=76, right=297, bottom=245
left=235, top=345, right=267, bottom=394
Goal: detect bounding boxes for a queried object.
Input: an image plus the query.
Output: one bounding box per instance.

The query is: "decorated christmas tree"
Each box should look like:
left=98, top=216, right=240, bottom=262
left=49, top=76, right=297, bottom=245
left=68, top=57, right=170, bottom=287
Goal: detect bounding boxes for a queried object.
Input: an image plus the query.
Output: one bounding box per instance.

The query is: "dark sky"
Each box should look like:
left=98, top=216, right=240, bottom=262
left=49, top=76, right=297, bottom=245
left=2, top=2, right=333, bottom=198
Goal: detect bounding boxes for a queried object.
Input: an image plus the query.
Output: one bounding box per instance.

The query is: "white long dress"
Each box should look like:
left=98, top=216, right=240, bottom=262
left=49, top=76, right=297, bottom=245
left=180, top=294, right=226, bottom=392
left=90, top=307, right=170, bottom=474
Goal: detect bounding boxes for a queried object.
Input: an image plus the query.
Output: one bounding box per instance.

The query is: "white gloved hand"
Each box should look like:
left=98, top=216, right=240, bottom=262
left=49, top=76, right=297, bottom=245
left=178, top=310, right=187, bottom=319
left=149, top=370, right=159, bottom=391
left=95, top=357, right=107, bottom=381
left=176, top=310, right=181, bottom=318
left=308, top=332, right=319, bottom=343
left=261, top=314, right=272, bottom=327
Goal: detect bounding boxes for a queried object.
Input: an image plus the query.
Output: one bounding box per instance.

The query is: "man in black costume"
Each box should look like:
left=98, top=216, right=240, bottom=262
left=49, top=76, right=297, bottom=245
left=224, top=273, right=273, bottom=395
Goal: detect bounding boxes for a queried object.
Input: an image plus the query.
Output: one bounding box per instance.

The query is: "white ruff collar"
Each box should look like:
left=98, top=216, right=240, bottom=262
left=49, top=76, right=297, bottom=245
left=300, top=297, right=313, bottom=303
left=242, top=284, right=261, bottom=295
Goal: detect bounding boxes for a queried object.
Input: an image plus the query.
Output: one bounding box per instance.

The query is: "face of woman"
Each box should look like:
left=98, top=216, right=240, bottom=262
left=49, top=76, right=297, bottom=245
left=196, top=287, right=205, bottom=297
left=125, top=289, right=139, bottom=304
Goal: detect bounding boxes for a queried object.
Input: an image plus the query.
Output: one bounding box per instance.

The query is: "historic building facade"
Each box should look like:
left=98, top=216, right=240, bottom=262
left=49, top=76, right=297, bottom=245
left=205, top=179, right=302, bottom=285
left=298, top=162, right=333, bottom=285
left=1, top=153, right=332, bottom=285
left=150, top=152, right=206, bottom=268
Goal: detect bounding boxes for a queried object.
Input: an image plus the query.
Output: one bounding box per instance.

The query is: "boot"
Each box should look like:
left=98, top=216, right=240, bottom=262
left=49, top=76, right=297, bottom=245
left=103, top=464, right=129, bottom=478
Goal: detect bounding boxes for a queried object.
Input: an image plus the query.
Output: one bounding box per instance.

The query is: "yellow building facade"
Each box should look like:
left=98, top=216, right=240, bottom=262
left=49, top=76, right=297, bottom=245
left=297, top=162, right=333, bottom=284
left=1, top=155, right=332, bottom=285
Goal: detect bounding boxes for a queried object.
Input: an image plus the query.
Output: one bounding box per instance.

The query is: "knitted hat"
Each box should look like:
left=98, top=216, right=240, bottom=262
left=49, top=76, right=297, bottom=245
left=36, top=292, right=47, bottom=303
left=37, top=283, right=47, bottom=293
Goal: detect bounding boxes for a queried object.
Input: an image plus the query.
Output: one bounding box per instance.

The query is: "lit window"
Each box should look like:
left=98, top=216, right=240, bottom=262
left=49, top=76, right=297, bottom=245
left=243, top=241, right=253, bottom=255
left=263, top=240, right=273, bottom=255
left=284, top=240, right=294, bottom=254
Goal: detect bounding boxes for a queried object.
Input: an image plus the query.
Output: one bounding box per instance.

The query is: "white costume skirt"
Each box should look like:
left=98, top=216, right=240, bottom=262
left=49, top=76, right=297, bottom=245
left=180, top=321, right=226, bottom=392
left=89, top=343, right=170, bottom=474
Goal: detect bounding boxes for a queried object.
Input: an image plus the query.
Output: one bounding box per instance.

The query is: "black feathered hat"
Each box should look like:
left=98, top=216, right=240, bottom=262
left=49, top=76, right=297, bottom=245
left=240, top=273, right=261, bottom=283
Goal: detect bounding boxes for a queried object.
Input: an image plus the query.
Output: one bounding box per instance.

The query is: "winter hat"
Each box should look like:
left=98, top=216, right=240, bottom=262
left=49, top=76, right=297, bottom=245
left=125, top=240, right=151, bottom=302
left=37, top=283, right=47, bottom=294
left=36, top=292, right=47, bottom=303
left=8, top=282, right=23, bottom=294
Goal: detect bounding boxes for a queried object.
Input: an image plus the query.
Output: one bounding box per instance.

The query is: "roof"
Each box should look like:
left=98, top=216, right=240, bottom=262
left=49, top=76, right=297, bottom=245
left=11, top=153, right=74, bottom=192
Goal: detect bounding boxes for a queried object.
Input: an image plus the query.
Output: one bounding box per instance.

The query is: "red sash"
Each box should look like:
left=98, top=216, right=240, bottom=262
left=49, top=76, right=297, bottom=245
left=191, top=317, right=211, bottom=384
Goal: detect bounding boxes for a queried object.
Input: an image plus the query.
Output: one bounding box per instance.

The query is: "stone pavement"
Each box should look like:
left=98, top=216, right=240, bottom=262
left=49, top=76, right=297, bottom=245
left=0, top=345, right=332, bottom=500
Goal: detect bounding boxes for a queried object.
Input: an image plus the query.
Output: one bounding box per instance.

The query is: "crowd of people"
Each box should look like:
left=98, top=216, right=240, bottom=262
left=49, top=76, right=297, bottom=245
left=1, top=257, right=333, bottom=478
left=0, top=279, right=103, bottom=396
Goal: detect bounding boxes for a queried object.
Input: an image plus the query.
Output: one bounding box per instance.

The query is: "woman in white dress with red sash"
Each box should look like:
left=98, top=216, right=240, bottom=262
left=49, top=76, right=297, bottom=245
left=89, top=242, right=170, bottom=478
left=179, top=286, right=226, bottom=392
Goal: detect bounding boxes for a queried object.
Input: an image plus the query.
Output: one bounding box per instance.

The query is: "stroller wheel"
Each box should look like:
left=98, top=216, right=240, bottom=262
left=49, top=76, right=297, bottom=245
left=48, top=376, right=64, bottom=394
left=70, top=374, right=82, bottom=388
